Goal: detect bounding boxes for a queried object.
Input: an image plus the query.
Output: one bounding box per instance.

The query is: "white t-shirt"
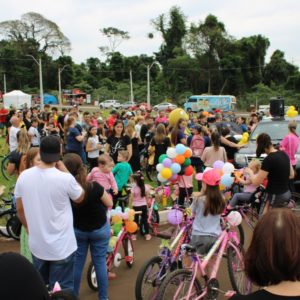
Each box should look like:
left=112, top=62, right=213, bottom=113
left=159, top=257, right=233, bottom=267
left=9, top=126, right=20, bottom=152
left=14, top=166, right=83, bottom=260
left=87, top=136, right=100, bottom=158
left=28, top=126, right=40, bottom=146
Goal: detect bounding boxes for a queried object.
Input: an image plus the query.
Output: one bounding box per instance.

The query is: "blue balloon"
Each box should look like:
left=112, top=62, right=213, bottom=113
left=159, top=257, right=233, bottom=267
left=220, top=174, right=234, bottom=188
left=171, top=163, right=181, bottom=174
left=175, top=144, right=186, bottom=155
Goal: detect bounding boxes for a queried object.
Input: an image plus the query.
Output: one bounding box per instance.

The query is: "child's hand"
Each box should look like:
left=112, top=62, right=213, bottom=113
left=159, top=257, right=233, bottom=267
left=113, top=190, right=118, bottom=195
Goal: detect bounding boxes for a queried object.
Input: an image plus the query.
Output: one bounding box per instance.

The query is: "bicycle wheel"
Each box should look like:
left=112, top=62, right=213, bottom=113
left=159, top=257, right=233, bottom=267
left=157, top=269, right=203, bottom=300
left=146, top=164, right=155, bottom=182
left=6, top=214, right=21, bottom=240
left=0, top=211, right=13, bottom=238
left=87, top=262, right=98, bottom=291
left=123, top=236, right=134, bottom=268
left=135, top=256, right=164, bottom=300
left=1, top=156, right=12, bottom=181
left=227, top=245, right=252, bottom=295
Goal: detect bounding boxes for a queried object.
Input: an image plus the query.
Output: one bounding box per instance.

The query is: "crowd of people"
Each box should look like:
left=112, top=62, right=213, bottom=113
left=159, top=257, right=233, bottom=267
left=0, top=102, right=299, bottom=300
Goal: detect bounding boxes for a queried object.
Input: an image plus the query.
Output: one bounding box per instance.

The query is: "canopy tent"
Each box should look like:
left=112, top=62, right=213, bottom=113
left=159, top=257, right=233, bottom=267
left=44, top=93, right=58, bottom=105
left=3, top=90, right=31, bottom=109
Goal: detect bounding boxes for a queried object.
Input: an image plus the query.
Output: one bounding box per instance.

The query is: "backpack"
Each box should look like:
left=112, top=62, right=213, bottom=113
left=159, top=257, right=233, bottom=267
left=190, top=135, right=205, bottom=158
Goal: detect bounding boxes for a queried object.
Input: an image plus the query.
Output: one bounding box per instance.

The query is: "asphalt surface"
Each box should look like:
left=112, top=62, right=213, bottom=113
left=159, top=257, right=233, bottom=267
left=0, top=225, right=252, bottom=300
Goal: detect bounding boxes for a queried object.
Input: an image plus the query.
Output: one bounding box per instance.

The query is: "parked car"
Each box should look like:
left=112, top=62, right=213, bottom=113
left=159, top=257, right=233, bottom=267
left=209, top=121, right=243, bottom=141
left=153, top=102, right=177, bottom=111
left=120, top=101, right=138, bottom=110
left=99, top=100, right=121, bottom=109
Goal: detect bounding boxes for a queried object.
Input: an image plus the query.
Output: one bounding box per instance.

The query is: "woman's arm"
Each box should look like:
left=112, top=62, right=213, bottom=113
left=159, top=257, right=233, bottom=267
left=127, top=143, right=132, bottom=161
left=220, top=136, right=243, bottom=148
left=290, top=163, right=295, bottom=179
left=105, top=143, right=110, bottom=154
left=86, top=139, right=95, bottom=152
left=75, top=134, right=84, bottom=142
left=101, top=190, right=113, bottom=207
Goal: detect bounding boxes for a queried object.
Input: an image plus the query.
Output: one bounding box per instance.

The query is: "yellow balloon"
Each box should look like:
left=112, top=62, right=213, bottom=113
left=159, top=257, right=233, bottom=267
left=290, top=106, right=295, bottom=110
left=109, top=236, right=118, bottom=249
left=168, top=108, right=189, bottom=127
left=238, top=132, right=249, bottom=145
left=219, top=184, right=225, bottom=191
left=286, top=110, right=298, bottom=117
left=161, top=168, right=172, bottom=179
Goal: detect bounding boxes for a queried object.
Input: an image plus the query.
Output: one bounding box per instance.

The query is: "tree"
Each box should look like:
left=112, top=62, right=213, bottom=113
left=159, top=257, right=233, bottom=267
left=99, top=27, right=130, bottom=55
left=0, top=12, right=71, bottom=55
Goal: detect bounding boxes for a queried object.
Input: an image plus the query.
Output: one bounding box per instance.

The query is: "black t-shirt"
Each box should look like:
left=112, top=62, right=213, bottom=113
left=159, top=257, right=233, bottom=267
left=107, top=134, right=131, bottom=163
left=231, top=289, right=300, bottom=300
left=222, top=136, right=238, bottom=160
left=261, top=151, right=290, bottom=195
left=140, top=124, right=148, bottom=143
left=151, top=137, right=171, bottom=165
left=9, top=150, right=22, bottom=170
left=72, top=182, right=106, bottom=231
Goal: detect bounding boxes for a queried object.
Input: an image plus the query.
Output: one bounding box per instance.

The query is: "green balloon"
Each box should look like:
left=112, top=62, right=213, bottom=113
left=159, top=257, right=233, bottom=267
left=159, top=154, right=168, bottom=164
left=183, top=158, right=191, bottom=167
left=113, top=223, right=122, bottom=236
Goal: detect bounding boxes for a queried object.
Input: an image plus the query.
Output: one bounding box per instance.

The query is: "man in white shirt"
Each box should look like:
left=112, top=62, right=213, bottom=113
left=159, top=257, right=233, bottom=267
left=15, top=135, right=84, bottom=292
left=8, top=116, right=20, bottom=152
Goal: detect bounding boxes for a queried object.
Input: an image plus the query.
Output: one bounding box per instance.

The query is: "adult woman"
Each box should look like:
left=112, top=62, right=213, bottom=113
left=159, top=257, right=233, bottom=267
left=23, top=110, right=32, bottom=131
left=170, top=118, right=187, bottom=146
left=106, top=120, right=132, bottom=164
left=7, top=129, right=30, bottom=176
left=20, top=147, right=41, bottom=263
left=201, top=131, right=227, bottom=167
left=64, top=116, right=86, bottom=164
left=230, top=209, right=300, bottom=299
left=125, top=120, right=141, bottom=172
left=245, top=133, right=293, bottom=214
left=149, top=123, right=171, bottom=167
left=63, top=153, right=112, bottom=300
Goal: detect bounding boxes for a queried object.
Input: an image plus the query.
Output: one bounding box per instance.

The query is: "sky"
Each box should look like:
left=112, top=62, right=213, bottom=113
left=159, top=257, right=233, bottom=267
left=1, top=0, right=300, bottom=66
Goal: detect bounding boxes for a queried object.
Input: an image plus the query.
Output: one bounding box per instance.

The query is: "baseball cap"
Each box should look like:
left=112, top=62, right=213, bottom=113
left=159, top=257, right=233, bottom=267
left=195, top=169, right=221, bottom=186
left=40, top=136, right=61, bottom=163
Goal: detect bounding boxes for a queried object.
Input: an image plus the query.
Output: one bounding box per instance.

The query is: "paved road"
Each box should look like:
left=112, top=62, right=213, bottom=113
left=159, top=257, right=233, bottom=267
left=0, top=226, right=252, bottom=300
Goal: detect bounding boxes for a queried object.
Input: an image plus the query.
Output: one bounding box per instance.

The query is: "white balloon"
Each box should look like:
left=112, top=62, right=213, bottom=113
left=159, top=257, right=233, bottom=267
left=157, top=173, right=168, bottom=183
left=227, top=211, right=242, bottom=227
left=166, top=147, right=177, bottom=159
left=222, top=162, right=235, bottom=174
left=156, top=163, right=164, bottom=172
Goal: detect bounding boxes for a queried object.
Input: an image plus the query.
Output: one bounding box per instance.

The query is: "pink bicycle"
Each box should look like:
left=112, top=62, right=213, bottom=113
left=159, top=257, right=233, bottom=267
left=156, top=216, right=252, bottom=300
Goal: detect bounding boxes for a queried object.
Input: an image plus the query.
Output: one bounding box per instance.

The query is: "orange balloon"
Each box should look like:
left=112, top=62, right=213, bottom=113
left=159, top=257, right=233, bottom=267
left=202, top=111, right=209, bottom=116
left=174, top=155, right=185, bottom=165
left=125, top=221, right=138, bottom=234
left=183, top=148, right=192, bottom=158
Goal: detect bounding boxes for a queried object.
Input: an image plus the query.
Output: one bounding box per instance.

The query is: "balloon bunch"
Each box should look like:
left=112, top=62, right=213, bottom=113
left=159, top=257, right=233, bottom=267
left=212, top=161, right=235, bottom=190
left=110, top=207, right=137, bottom=236
left=286, top=106, right=298, bottom=118
left=156, top=144, right=194, bottom=183
left=238, top=132, right=249, bottom=145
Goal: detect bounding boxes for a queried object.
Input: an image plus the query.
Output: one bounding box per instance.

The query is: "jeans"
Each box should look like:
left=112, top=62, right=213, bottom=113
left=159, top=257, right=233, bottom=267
left=74, top=222, right=110, bottom=300
left=229, top=192, right=252, bottom=207
left=32, top=252, right=75, bottom=293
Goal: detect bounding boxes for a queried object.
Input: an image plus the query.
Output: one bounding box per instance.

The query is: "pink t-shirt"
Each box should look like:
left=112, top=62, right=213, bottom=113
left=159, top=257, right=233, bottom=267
left=155, top=116, right=168, bottom=124
left=243, top=175, right=257, bottom=193
left=132, top=184, right=150, bottom=207
left=87, top=168, right=118, bottom=191
left=280, top=133, right=299, bottom=166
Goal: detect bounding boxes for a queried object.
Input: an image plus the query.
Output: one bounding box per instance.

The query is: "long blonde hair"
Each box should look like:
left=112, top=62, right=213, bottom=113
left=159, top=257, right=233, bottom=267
left=125, top=120, right=135, bottom=138
left=17, top=129, right=30, bottom=154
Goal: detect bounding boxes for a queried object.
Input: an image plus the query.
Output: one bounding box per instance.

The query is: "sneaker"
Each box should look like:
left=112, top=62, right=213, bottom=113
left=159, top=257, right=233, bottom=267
left=108, top=272, right=117, bottom=280
left=145, top=234, right=152, bottom=241
left=131, top=234, right=137, bottom=241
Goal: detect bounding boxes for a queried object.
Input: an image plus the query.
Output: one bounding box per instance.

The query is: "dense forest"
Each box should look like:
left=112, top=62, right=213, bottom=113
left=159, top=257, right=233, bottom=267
left=0, top=8, right=300, bottom=109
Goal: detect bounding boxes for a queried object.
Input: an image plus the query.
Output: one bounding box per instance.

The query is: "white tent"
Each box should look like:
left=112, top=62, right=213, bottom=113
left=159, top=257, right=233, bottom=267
left=3, top=90, right=32, bottom=109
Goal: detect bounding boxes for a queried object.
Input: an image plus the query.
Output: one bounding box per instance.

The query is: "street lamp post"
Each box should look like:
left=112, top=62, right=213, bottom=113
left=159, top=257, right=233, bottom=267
left=147, top=62, right=155, bottom=110
left=3, top=73, right=6, bottom=94
left=58, top=65, right=69, bottom=108
left=27, top=55, right=44, bottom=110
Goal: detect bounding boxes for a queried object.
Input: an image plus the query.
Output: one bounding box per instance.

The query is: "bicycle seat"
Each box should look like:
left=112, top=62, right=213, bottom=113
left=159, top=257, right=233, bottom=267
left=181, top=244, right=197, bottom=253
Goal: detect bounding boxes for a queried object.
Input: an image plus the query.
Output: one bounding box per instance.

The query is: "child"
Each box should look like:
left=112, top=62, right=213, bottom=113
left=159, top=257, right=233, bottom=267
left=85, top=126, right=102, bottom=170
left=227, top=160, right=261, bottom=209
left=112, top=150, right=133, bottom=207
left=191, top=169, right=226, bottom=254
left=131, top=172, right=151, bottom=241
left=87, top=154, right=118, bottom=198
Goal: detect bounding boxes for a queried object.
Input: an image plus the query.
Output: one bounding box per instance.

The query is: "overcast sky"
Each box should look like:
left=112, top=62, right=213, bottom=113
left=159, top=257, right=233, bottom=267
left=1, top=0, right=300, bottom=66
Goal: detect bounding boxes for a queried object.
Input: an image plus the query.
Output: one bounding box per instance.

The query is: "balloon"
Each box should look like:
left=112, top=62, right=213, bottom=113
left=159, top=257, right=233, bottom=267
left=183, top=148, right=192, bottom=158
left=238, top=132, right=249, bottom=145
left=111, top=215, right=122, bottom=224
left=167, top=209, right=183, bottom=225
left=170, top=174, right=178, bottom=181
left=156, top=163, right=164, bottom=172
left=159, top=154, right=168, bottom=164
left=162, top=158, right=172, bottom=168
left=222, top=162, right=235, bottom=174
left=184, top=165, right=194, bottom=176
left=167, top=147, right=177, bottom=159
left=115, top=206, right=122, bottom=213
left=125, top=221, right=138, bottom=233
left=171, top=163, right=181, bottom=174
left=110, top=209, right=117, bottom=216
left=183, top=158, right=191, bottom=167
left=220, top=174, right=234, bottom=188
left=219, top=184, right=225, bottom=191
left=287, top=110, right=298, bottom=117
left=123, top=212, right=128, bottom=220
left=124, top=208, right=130, bottom=213
left=157, top=173, right=168, bottom=183
left=175, top=144, right=186, bottom=155
left=174, top=155, right=185, bottom=165
left=113, top=223, right=122, bottom=236
left=109, top=236, right=118, bottom=249
left=203, top=167, right=213, bottom=173
left=169, top=108, right=189, bottom=127
left=161, top=168, right=172, bottom=179
left=213, top=160, right=225, bottom=170
left=227, top=211, right=242, bottom=227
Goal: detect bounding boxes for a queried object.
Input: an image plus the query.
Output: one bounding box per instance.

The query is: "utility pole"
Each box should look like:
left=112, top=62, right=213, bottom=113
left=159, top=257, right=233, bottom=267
left=58, top=65, right=69, bottom=108
left=3, top=73, right=6, bottom=94
left=27, top=55, right=44, bottom=110
left=130, top=69, right=134, bottom=102
left=147, top=62, right=155, bottom=110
